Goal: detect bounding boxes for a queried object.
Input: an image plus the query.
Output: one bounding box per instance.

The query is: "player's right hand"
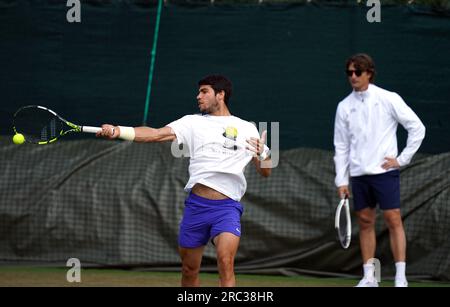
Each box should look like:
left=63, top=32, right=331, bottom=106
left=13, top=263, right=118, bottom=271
left=96, top=124, right=119, bottom=139
left=337, top=186, right=350, bottom=199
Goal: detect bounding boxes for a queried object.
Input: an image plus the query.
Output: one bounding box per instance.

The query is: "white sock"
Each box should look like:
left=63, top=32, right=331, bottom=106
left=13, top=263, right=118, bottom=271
left=363, top=263, right=375, bottom=281
left=395, top=262, right=406, bottom=280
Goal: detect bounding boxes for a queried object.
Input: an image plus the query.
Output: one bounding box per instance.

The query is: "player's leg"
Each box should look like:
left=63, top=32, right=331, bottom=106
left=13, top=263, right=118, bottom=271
left=352, top=175, right=377, bottom=262
left=373, top=170, right=407, bottom=287
left=354, top=208, right=378, bottom=287
left=214, top=232, right=240, bottom=287
left=210, top=200, right=243, bottom=287
left=376, top=171, right=405, bottom=263
left=178, top=193, right=211, bottom=287
left=351, top=175, right=378, bottom=287
left=371, top=171, right=404, bottom=261
left=356, top=207, right=377, bottom=262
left=179, top=246, right=205, bottom=287
left=383, top=209, right=406, bottom=262
left=383, top=209, right=407, bottom=287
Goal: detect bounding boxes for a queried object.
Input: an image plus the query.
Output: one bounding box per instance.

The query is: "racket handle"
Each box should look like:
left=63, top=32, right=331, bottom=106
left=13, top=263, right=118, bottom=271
left=82, top=126, right=102, bottom=134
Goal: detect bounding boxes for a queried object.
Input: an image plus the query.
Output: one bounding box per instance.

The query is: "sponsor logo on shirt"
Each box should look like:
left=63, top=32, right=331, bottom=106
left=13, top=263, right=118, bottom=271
left=223, top=126, right=238, bottom=151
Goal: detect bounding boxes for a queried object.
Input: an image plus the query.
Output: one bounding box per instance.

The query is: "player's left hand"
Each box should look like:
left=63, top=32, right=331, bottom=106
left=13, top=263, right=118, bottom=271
left=246, top=130, right=267, bottom=156
left=382, top=157, right=400, bottom=170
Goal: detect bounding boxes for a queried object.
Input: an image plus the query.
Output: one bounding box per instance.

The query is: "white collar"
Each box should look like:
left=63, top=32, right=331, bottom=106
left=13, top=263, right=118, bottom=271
left=352, top=83, right=374, bottom=102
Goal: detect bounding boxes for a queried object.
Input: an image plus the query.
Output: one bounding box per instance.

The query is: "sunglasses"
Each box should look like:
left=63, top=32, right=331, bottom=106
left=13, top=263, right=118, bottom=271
left=346, top=69, right=364, bottom=77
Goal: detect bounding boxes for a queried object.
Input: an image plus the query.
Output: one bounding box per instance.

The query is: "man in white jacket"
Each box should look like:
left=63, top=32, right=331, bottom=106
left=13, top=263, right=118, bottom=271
left=333, top=54, right=425, bottom=287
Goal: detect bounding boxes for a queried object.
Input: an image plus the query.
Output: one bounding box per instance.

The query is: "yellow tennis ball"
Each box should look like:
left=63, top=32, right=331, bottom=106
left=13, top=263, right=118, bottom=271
left=13, top=133, right=25, bottom=145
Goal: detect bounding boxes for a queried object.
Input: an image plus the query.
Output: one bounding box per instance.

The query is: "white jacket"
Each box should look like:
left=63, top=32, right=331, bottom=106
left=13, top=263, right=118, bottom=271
left=334, top=84, right=425, bottom=187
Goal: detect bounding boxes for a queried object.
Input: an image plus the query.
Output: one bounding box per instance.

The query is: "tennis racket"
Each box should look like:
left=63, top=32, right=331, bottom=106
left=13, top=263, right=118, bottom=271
left=13, top=105, right=102, bottom=145
left=335, top=195, right=351, bottom=249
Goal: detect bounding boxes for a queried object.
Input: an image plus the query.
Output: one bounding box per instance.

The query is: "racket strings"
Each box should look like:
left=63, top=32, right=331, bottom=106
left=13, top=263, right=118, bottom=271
left=335, top=200, right=351, bottom=249
left=39, top=118, right=57, bottom=140
left=14, top=107, right=63, bottom=143
left=339, top=213, right=349, bottom=246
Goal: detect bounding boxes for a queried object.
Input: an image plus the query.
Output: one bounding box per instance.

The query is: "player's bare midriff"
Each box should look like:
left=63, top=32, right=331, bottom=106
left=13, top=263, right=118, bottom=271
left=192, top=183, right=229, bottom=200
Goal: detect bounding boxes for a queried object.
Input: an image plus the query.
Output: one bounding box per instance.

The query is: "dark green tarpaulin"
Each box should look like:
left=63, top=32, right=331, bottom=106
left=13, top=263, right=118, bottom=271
left=0, top=140, right=449, bottom=280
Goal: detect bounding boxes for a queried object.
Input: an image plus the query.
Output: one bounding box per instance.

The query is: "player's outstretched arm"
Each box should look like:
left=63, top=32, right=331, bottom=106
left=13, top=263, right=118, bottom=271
left=96, top=125, right=176, bottom=143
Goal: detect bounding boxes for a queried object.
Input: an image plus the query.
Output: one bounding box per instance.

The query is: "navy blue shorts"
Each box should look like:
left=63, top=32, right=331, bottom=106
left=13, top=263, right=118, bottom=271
left=178, top=192, right=243, bottom=248
left=350, top=170, right=400, bottom=211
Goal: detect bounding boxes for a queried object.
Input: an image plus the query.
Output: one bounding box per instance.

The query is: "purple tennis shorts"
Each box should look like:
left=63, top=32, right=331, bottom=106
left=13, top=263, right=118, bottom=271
left=178, top=192, right=243, bottom=248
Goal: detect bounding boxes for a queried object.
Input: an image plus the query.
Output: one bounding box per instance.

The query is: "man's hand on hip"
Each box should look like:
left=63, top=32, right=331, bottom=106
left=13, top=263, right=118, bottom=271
left=382, top=157, right=400, bottom=170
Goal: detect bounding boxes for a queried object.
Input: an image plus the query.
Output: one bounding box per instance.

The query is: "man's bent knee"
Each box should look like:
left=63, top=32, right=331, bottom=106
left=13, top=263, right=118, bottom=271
left=182, top=263, right=200, bottom=278
left=357, top=213, right=375, bottom=229
left=218, top=255, right=234, bottom=269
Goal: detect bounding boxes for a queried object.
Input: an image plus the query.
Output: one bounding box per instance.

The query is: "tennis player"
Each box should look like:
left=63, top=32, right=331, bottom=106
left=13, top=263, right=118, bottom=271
left=333, top=54, right=425, bottom=287
left=97, top=75, right=272, bottom=287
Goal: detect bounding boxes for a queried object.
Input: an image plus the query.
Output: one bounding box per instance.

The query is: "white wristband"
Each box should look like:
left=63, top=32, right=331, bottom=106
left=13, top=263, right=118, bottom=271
left=118, top=126, right=135, bottom=141
left=258, top=149, right=270, bottom=161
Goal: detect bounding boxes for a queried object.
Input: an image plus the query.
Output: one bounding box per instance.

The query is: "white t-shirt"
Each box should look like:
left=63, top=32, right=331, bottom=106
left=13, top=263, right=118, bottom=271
left=167, top=114, right=267, bottom=201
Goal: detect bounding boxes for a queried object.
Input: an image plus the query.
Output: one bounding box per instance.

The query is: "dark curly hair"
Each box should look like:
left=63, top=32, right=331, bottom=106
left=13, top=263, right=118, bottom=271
left=198, top=75, right=233, bottom=105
